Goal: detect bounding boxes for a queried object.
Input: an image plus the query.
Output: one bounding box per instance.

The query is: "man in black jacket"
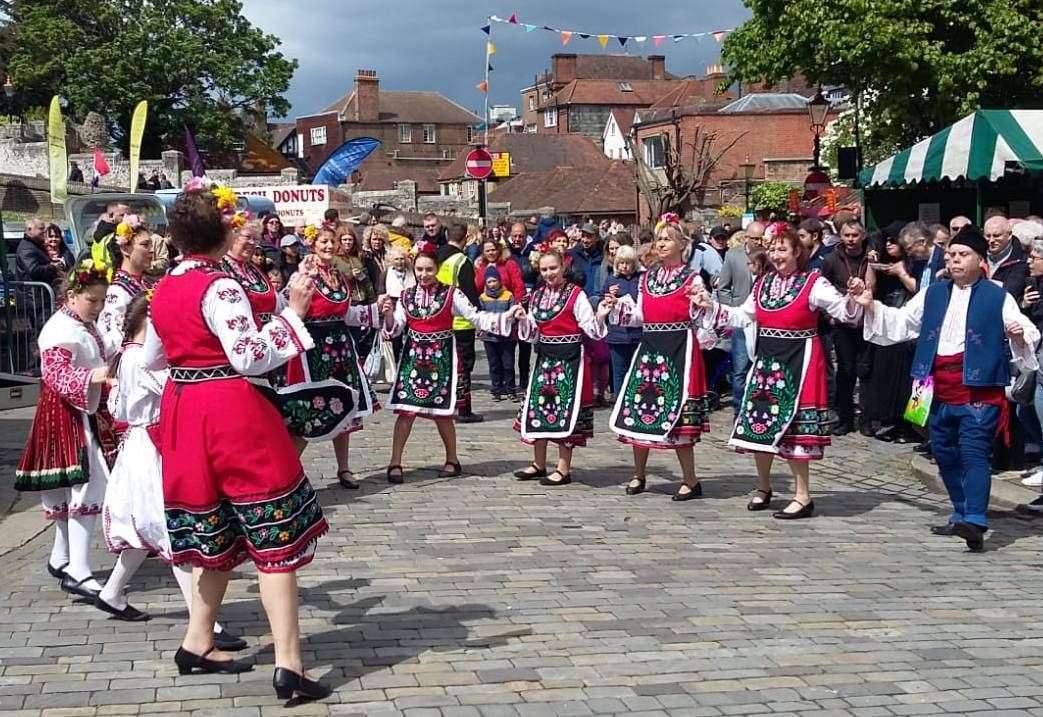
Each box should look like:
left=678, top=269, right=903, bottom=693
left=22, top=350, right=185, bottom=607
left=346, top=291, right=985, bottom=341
left=422, top=213, right=449, bottom=247
left=984, top=215, right=1027, bottom=302
left=15, top=218, right=61, bottom=285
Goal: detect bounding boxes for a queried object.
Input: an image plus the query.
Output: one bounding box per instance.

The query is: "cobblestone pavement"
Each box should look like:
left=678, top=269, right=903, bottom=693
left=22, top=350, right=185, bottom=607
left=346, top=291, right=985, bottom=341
left=3, top=366, right=1043, bottom=717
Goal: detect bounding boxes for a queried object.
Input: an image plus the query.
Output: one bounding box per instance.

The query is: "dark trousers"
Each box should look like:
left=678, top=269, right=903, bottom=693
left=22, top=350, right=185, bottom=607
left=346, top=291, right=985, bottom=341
left=517, top=341, right=532, bottom=388
left=456, top=329, right=477, bottom=414
left=730, top=330, right=751, bottom=416
left=930, top=401, right=999, bottom=528
left=609, top=342, right=639, bottom=396
left=832, top=325, right=868, bottom=425
left=484, top=340, right=517, bottom=395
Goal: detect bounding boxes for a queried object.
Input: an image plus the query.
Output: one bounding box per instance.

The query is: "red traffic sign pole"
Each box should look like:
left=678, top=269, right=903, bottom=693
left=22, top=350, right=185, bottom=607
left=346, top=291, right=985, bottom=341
left=465, top=147, right=493, bottom=180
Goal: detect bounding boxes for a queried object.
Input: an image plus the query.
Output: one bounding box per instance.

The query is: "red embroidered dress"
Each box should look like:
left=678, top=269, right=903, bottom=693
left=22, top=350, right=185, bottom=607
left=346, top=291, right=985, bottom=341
left=274, top=264, right=380, bottom=440
left=515, top=283, right=606, bottom=447
left=221, top=256, right=278, bottom=324
left=146, top=258, right=327, bottom=573
left=16, top=306, right=117, bottom=520
left=718, top=269, right=856, bottom=461
left=608, top=264, right=711, bottom=449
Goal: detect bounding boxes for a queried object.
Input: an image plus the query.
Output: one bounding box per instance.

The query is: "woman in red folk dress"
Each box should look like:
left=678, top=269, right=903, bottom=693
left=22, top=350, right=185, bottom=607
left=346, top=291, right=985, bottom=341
left=599, top=217, right=713, bottom=501
left=694, top=226, right=863, bottom=520
left=222, top=218, right=281, bottom=325
left=511, top=249, right=609, bottom=487
left=145, top=186, right=331, bottom=701
left=383, top=247, right=517, bottom=483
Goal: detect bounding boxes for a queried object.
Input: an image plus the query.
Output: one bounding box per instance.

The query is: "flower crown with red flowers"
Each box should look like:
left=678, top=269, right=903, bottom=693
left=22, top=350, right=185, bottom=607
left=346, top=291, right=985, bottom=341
left=66, top=258, right=109, bottom=293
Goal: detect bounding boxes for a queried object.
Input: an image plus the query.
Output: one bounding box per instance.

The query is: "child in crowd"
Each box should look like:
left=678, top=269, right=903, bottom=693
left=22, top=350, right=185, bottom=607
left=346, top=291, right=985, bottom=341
left=478, top=265, right=518, bottom=401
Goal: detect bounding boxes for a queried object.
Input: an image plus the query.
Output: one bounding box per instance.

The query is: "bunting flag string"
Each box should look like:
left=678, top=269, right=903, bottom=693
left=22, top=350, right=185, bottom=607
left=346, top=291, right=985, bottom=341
left=484, top=13, right=733, bottom=44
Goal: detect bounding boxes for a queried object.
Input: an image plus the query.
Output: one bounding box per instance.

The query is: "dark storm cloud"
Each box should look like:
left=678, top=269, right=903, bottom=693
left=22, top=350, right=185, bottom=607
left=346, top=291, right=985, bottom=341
left=241, top=0, right=750, bottom=118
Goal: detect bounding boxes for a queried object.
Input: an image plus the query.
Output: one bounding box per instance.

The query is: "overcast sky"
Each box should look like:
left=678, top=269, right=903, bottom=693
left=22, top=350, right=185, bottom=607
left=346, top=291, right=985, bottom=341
left=240, top=1, right=750, bottom=120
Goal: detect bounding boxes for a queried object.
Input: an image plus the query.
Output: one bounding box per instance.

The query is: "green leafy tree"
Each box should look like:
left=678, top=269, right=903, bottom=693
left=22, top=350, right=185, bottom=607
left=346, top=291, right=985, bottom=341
left=722, top=0, right=1043, bottom=151
left=2, top=0, right=296, bottom=154
left=751, top=181, right=792, bottom=214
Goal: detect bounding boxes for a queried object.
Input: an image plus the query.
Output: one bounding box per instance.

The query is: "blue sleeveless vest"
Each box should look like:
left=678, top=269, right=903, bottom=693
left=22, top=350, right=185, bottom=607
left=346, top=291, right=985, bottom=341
left=910, top=279, right=1008, bottom=387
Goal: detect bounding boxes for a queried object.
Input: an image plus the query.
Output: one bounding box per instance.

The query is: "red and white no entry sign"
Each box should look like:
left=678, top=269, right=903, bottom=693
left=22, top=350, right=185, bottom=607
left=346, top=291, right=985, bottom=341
left=464, top=147, right=493, bottom=180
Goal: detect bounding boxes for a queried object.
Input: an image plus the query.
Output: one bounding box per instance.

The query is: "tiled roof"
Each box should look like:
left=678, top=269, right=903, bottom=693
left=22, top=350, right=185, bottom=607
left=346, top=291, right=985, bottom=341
left=439, top=133, right=609, bottom=181
left=489, top=162, right=636, bottom=215
left=609, top=108, right=636, bottom=136
left=548, top=79, right=686, bottom=107
left=649, top=77, right=732, bottom=109
left=573, top=54, right=675, bottom=80
left=268, top=122, right=295, bottom=150
left=354, top=157, right=446, bottom=193
left=319, top=90, right=480, bottom=125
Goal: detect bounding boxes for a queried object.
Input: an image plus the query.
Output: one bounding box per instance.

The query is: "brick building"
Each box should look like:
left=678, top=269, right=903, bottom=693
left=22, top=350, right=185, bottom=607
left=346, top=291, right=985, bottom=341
left=291, top=69, right=481, bottom=190
left=519, top=54, right=701, bottom=144
left=633, top=93, right=841, bottom=222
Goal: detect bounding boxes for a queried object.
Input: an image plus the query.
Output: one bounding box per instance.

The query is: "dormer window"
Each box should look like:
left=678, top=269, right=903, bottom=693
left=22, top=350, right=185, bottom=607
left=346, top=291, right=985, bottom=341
left=618, top=82, right=633, bottom=92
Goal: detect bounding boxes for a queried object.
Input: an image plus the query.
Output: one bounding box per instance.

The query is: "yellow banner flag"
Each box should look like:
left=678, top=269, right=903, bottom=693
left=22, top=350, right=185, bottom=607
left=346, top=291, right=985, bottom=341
left=47, top=96, right=68, bottom=204
left=598, top=34, right=609, bottom=48
left=128, top=100, right=148, bottom=194
left=486, top=41, right=496, bottom=56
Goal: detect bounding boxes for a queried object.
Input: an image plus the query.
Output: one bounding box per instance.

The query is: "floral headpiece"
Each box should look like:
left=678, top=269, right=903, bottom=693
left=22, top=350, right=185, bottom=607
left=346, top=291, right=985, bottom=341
left=765, top=221, right=791, bottom=242
left=114, top=214, right=145, bottom=245
left=230, top=210, right=253, bottom=230
left=655, top=212, right=682, bottom=233
left=212, top=185, right=238, bottom=214
left=66, top=257, right=109, bottom=293
left=412, top=239, right=438, bottom=259
left=302, top=224, right=319, bottom=244
left=183, top=176, right=209, bottom=193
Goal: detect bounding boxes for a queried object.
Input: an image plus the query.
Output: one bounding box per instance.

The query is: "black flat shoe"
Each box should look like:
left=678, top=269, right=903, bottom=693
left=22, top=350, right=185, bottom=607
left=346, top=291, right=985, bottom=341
left=831, top=422, right=853, bottom=436
left=174, top=646, right=253, bottom=675
left=438, top=461, right=462, bottom=478
left=337, top=470, right=359, bottom=490
left=625, top=477, right=646, bottom=495
left=540, top=471, right=572, bottom=486
left=456, top=413, right=484, bottom=424
left=952, top=521, right=986, bottom=552
left=273, top=667, right=332, bottom=701
left=930, top=523, right=957, bottom=536
left=672, top=482, right=703, bottom=501
left=514, top=463, right=547, bottom=481
left=213, top=629, right=248, bottom=652
left=773, top=499, right=815, bottom=520
left=747, top=489, right=773, bottom=511
left=60, top=574, right=101, bottom=600
left=386, top=465, right=404, bottom=484
left=47, top=561, right=68, bottom=580
left=94, top=595, right=150, bottom=622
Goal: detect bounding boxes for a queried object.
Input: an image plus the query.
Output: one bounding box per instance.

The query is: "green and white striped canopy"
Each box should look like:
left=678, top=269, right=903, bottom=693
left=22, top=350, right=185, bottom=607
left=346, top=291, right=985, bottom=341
left=860, top=110, right=1043, bottom=187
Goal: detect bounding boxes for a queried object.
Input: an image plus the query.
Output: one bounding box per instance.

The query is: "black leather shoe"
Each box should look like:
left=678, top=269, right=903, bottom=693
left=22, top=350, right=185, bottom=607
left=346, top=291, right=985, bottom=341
left=47, top=561, right=68, bottom=580
left=94, top=595, right=150, bottom=622
left=60, top=574, right=101, bottom=600
left=773, top=499, right=815, bottom=520
left=213, top=629, right=248, bottom=652
left=174, top=646, right=253, bottom=675
left=337, top=470, right=359, bottom=490
left=952, top=521, right=986, bottom=552
left=832, top=422, right=854, bottom=436
left=539, top=471, right=572, bottom=486
left=625, top=478, right=646, bottom=495
left=437, top=461, right=462, bottom=478
left=514, top=463, right=547, bottom=480
left=747, top=489, right=773, bottom=511
left=672, top=482, right=703, bottom=501
left=386, top=465, right=404, bottom=484
left=273, top=667, right=332, bottom=701
left=456, top=413, right=485, bottom=424
left=913, top=441, right=932, bottom=454
left=930, top=523, right=957, bottom=536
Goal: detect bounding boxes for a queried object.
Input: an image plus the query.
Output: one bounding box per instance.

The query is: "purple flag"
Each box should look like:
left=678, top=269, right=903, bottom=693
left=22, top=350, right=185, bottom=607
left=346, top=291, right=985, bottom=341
left=184, top=125, right=206, bottom=178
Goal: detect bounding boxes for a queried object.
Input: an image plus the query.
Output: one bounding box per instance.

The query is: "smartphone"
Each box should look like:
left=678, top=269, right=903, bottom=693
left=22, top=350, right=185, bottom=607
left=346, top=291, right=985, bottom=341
left=868, top=262, right=889, bottom=271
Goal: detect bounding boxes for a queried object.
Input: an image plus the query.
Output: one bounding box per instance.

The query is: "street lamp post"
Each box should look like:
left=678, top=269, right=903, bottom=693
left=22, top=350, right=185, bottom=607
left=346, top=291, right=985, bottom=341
left=739, top=155, right=756, bottom=214
left=807, top=87, right=830, bottom=169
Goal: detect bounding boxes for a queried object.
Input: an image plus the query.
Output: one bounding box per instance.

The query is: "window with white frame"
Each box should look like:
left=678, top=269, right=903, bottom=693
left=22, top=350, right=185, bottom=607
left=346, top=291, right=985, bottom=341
left=398, top=124, right=412, bottom=143
left=309, top=126, right=327, bottom=146
left=466, top=125, right=475, bottom=143
left=423, top=124, right=436, bottom=143
left=524, top=124, right=537, bottom=133
left=643, top=135, right=666, bottom=168
left=544, top=108, right=557, bottom=128
left=528, top=95, right=536, bottom=111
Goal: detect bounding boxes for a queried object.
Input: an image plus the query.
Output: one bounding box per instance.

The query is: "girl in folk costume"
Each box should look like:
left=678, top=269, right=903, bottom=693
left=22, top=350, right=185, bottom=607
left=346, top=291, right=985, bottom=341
left=599, top=216, right=714, bottom=501
left=693, top=226, right=863, bottom=520
left=15, top=259, right=117, bottom=600
left=383, top=246, right=518, bottom=483
left=512, top=249, right=610, bottom=487
left=97, top=215, right=154, bottom=355
left=275, top=226, right=381, bottom=490
left=145, top=186, right=331, bottom=700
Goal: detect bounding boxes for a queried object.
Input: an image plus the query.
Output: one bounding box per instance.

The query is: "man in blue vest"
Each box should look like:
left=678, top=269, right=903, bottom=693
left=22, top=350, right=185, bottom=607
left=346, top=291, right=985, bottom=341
left=857, top=228, right=1039, bottom=551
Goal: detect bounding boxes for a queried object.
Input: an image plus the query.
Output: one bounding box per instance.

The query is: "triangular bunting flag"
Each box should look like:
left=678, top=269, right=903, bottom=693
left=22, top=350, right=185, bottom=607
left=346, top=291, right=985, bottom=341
left=598, top=34, right=609, bottom=48
left=634, top=36, right=647, bottom=43
left=543, top=26, right=555, bottom=31
left=672, top=34, right=685, bottom=42
left=486, top=41, right=496, bottom=55
left=618, top=36, right=628, bottom=46
left=578, top=33, right=590, bottom=39
left=475, top=80, right=488, bottom=93
left=524, top=23, right=537, bottom=32
left=488, top=63, right=494, bottom=72
left=508, top=12, right=518, bottom=24
left=713, top=30, right=727, bottom=42
left=480, top=24, right=490, bottom=35
left=652, top=35, right=665, bottom=47
left=561, top=31, right=572, bottom=45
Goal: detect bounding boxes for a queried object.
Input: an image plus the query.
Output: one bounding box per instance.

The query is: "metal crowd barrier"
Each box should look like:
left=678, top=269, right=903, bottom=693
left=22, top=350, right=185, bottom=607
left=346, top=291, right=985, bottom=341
left=0, top=279, right=56, bottom=376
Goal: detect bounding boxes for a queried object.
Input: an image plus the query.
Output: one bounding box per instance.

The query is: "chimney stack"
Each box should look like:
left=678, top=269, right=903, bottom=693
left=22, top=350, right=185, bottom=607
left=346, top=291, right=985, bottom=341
left=353, top=69, right=379, bottom=123
left=552, top=53, right=578, bottom=85
left=705, top=64, right=727, bottom=82
left=649, top=55, right=666, bottom=80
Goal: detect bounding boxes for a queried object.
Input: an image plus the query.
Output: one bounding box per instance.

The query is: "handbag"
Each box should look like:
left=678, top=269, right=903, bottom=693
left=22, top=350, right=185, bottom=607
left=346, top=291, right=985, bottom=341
left=363, top=338, right=383, bottom=379
left=1010, top=365, right=1037, bottom=406
left=903, top=376, right=934, bottom=428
